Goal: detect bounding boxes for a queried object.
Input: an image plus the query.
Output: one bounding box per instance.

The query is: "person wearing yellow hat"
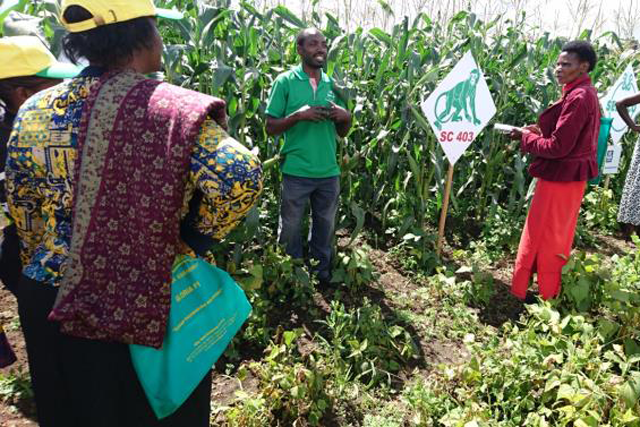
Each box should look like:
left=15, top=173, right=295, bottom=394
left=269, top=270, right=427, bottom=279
left=0, top=36, right=80, bottom=295
left=0, top=36, right=80, bottom=373
left=0, top=35, right=80, bottom=179
left=5, top=1, right=263, bottom=426
left=0, top=35, right=79, bottom=126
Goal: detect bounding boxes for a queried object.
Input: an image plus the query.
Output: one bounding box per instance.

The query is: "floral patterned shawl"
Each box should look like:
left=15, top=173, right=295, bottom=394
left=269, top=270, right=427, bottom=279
left=49, top=70, right=226, bottom=348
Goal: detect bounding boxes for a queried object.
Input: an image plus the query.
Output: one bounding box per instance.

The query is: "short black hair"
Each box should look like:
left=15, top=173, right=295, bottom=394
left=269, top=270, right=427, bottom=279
left=296, top=28, right=323, bottom=47
left=62, top=6, right=157, bottom=67
left=561, top=40, right=597, bottom=72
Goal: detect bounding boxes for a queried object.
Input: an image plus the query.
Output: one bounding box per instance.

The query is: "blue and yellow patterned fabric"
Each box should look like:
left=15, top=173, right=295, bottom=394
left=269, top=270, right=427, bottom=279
left=6, top=68, right=263, bottom=286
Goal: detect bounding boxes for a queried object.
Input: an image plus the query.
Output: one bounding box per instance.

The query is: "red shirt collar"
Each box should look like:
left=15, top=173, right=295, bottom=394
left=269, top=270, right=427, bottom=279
left=563, top=74, right=591, bottom=95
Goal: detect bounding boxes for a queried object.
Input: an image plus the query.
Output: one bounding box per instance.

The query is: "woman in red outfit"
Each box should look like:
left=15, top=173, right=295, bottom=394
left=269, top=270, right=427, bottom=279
left=509, top=41, right=600, bottom=301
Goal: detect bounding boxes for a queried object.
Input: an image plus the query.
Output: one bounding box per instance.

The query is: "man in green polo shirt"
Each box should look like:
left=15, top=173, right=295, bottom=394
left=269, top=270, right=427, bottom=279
left=265, top=28, right=351, bottom=286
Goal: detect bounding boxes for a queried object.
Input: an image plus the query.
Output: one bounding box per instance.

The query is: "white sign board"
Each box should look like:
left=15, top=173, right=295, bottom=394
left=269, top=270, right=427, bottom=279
left=602, top=144, right=623, bottom=175
left=600, top=64, right=639, bottom=144
left=421, top=51, right=496, bottom=165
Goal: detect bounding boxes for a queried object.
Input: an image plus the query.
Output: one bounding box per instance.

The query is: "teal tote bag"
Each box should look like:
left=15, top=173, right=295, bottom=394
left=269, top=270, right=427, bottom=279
left=588, top=116, right=613, bottom=185
left=130, top=255, right=252, bottom=419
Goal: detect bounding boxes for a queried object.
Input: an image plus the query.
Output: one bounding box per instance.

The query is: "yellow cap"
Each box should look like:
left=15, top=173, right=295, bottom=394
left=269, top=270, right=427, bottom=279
left=60, top=0, right=183, bottom=33
left=0, top=36, right=81, bottom=80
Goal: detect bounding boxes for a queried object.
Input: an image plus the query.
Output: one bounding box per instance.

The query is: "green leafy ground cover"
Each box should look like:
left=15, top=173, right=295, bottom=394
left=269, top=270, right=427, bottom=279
left=200, top=232, right=640, bottom=426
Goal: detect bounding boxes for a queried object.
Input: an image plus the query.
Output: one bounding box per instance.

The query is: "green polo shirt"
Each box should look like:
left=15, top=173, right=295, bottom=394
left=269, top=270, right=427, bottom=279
left=265, top=65, right=344, bottom=178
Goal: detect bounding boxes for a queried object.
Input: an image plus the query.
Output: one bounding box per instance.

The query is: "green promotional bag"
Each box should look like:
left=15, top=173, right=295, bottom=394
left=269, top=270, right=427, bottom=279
left=589, top=116, right=614, bottom=185
left=130, top=255, right=252, bottom=419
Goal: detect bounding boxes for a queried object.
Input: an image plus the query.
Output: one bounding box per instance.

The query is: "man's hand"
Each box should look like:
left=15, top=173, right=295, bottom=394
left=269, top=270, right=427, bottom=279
left=266, top=106, right=327, bottom=136
left=327, top=102, right=350, bottom=124
left=294, top=106, right=329, bottom=123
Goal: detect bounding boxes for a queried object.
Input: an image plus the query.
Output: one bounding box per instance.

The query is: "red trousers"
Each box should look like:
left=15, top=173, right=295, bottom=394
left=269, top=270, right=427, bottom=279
left=511, top=179, right=586, bottom=300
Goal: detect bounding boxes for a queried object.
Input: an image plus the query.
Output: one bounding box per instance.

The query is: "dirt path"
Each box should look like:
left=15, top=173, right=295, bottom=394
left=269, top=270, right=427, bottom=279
left=368, top=247, right=473, bottom=366
left=0, top=289, right=36, bottom=427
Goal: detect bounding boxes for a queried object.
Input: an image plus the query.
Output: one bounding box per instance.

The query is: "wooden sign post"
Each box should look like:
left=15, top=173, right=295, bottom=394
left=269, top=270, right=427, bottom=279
left=421, top=51, right=496, bottom=257
left=436, top=164, right=455, bottom=256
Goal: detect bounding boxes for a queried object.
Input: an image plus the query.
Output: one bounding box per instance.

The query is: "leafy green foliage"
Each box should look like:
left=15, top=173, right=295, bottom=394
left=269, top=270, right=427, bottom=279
left=402, top=243, right=640, bottom=426
left=332, top=245, right=378, bottom=290
left=317, top=299, right=417, bottom=388
left=557, top=252, right=607, bottom=312
left=580, top=187, right=620, bottom=234
left=225, top=243, right=316, bottom=350
left=0, top=369, right=33, bottom=410
left=218, top=330, right=332, bottom=426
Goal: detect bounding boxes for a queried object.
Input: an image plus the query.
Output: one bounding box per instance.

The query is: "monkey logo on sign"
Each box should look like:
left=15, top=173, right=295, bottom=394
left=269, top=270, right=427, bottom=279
left=434, top=69, right=481, bottom=130
left=421, top=51, right=496, bottom=165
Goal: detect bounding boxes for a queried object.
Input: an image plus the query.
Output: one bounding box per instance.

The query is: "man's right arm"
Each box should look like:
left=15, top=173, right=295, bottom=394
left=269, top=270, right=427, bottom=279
left=265, top=114, right=298, bottom=136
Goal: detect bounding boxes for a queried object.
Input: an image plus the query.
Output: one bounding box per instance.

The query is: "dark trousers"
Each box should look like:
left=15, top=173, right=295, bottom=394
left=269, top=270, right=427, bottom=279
left=0, top=223, right=22, bottom=296
left=278, top=174, right=340, bottom=281
left=17, top=276, right=212, bottom=427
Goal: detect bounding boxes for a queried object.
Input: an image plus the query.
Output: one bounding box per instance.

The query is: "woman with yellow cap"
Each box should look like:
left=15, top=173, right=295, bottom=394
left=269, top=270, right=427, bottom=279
left=0, top=36, right=80, bottom=295
left=0, top=35, right=80, bottom=148
left=0, top=36, right=80, bottom=370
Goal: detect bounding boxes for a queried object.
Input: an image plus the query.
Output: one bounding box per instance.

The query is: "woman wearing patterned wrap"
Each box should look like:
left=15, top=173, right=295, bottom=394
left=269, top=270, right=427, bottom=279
left=6, top=1, right=263, bottom=426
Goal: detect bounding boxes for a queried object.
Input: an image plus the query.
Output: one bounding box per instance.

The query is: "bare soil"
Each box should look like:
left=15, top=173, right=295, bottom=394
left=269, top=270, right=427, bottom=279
left=0, top=289, right=36, bottom=427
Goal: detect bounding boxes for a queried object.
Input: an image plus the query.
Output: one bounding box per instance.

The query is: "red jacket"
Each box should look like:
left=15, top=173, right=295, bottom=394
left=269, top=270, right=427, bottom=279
left=521, top=74, right=600, bottom=182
